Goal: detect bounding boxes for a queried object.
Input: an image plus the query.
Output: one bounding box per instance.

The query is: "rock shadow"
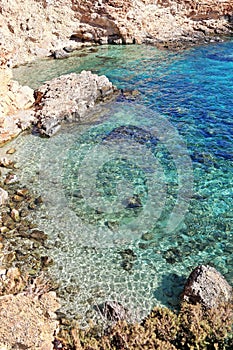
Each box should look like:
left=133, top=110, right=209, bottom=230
left=153, top=272, right=187, bottom=311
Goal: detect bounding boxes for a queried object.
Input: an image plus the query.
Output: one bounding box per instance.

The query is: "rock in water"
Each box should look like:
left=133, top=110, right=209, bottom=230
left=98, top=301, right=128, bottom=321
left=51, top=49, right=69, bottom=59
left=182, top=265, right=233, bottom=308
left=35, top=71, right=118, bottom=137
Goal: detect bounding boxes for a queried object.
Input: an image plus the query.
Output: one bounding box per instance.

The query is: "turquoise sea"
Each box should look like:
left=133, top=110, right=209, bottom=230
left=10, top=42, right=233, bottom=325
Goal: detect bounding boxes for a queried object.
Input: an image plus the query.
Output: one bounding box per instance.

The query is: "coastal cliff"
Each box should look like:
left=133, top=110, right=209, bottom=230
left=0, top=1, right=232, bottom=143
left=0, top=0, right=232, bottom=66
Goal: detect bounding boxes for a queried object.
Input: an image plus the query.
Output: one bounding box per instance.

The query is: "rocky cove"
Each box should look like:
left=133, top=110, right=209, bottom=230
left=0, top=1, right=233, bottom=349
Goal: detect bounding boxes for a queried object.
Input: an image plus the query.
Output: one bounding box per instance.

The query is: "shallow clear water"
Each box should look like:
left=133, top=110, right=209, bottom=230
left=7, top=42, right=233, bottom=324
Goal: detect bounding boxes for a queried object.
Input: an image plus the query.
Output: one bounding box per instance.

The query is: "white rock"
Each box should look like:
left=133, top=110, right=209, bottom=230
left=0, top=188, right=8, bottom=206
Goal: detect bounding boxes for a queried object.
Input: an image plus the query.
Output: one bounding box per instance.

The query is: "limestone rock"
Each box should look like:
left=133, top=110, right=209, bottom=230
left=35, top=71, right=118, bottom=137
left=0, top=58, right=35, bottom=145
left=0, top=1, right=232, bottom=67
left=182, top=265, right=233, bottom=308
left=0, top=292, right=60, bottom=350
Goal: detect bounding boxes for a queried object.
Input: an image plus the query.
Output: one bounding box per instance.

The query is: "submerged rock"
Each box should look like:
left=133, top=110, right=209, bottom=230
left=182, top=265, right=233, bottom=308
left=35, top=71, right=118, bottom=137
left=98, top=301, right=129, bottom=321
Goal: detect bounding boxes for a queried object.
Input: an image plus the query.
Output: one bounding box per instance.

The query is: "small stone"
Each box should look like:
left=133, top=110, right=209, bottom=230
left=11, top=208, right=20, bottom=222
left=28, top=201, right=36, bottom=210
left=3, top=252, right=16, bottom=264
left=16, top=188, right=29, bottom=197
left=141, top=232, right=153, bottom=241
left=0, top=187, right=8, bottom=205
left=122, top=261, right=133, bottom=271
left=41, top=256, right=53, bottom=267
left=30, top=230, right=48, bottom=241
left=13, top=194, right=24, bottom=202
left=6, top=148, right=16, bottom=155
left=34, top=195, right=43, bottom=205
left=0, top=227, right=9, bottom=233
left=4, top=174, right=18, bottom=185
left=0, top=268, right=7, bottom=275
left=125, top=195, right=142, bottom=209
left=0, top=157, right=14, bottom=168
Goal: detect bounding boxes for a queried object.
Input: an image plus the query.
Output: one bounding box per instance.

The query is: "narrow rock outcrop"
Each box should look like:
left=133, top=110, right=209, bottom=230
left=0, top=54, right=35, bottom=146
left=182, top=265, right=233, bottom=308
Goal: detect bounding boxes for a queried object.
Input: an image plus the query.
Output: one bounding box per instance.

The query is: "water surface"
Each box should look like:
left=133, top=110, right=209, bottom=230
left=8, top=42, right=233, bottom=324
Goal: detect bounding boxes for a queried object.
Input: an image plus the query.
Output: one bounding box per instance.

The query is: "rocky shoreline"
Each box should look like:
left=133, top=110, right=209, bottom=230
left=0, top=0, right=233, bottom=348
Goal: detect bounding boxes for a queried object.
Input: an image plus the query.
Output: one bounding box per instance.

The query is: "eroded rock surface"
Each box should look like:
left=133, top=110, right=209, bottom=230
left=0, top=1, right=232, bottom=66
left=0, top=55, right=35, bottom=146
left=35, top=70, right=117, bottom=136
left=0, top=291, right=60, bottom=350
left=182, top=265, right=233, bottom=308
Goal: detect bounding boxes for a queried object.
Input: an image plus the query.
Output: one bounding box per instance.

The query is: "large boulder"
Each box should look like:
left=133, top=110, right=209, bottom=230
left=182, top=265, right=233, bottom=308
left=35, top=70, right=118, bottom=137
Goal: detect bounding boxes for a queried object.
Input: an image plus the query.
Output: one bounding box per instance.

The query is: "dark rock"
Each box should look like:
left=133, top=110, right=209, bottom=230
left=34, top=196, right=43, bottom=205
left=182, top=265, right=233, bottom=308
left=41, top=256, right=53, bottom=268
left=141, top=232, right=153, bottom=241
left=103, top=125, right=157, bottom=146
left=121, top=260, right=133, bottom=271
left=125, top=194, right=142, bottom=209
left=63, top=46, right=74, bottom=53
left=119, top=249, right=137, bottom=261
left=163, top=247, right=183, bottom=264
left=98, top=301, right=128, bottom=321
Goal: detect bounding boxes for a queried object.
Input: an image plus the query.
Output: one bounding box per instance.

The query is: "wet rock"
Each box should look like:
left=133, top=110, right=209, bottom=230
left=41, top=256, right=53, bottom=268
left=141, top=232, right=153, bottom=241
left=104, top=125, right=157, bottom=146
left=0, top=188, right=8, bottom=205
left=13, top=194, right=24, bottom=202
left=16, top=188, right=29, bottom=197
left=119, top=248, right=137, bottom=261
left=120, top=248, right=137, bottom=271
left=125, top=194, right=142, bottom=209
left=4, top=173, right=18, bottom=185
left=30, top=229, right=48, bottom=241
left=6, top=147, right=16, bottom=154
left=163, top=247, right=183, bottom=264
left=98, top=301, right=129, bottom=321
left=34, top=195, right=43, bottom=205
left=0, top=157, right=14, bottom=168
left=121, top=260, right=133, bottom=271
left=35, top=71, right=118, bottom=137
left=11, top=208, right=20, bottom=222
left=182, top=265, right=233, bottom=308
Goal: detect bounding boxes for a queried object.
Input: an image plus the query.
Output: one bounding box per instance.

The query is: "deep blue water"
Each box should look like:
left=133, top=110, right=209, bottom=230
left=12, top=42, right=233, bottom=320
